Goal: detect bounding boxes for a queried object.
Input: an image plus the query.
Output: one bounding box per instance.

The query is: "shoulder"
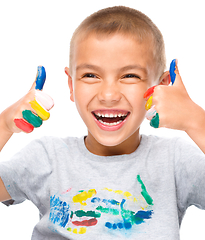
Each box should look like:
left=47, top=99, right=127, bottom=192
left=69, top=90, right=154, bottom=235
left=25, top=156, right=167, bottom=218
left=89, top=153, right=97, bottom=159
left=141, top=134, right=204, bottom=163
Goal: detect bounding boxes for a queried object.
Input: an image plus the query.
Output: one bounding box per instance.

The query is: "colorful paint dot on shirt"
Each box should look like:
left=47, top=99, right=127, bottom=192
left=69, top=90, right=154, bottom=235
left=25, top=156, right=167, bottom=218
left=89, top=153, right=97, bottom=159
left=49, top=176, right=154, bottom=235
left=103, top=188, right=133, bottom=200
left=74, top=210, right=101, bottom=218
left=73, top=189, right=97, bottom=206
left=79, top=227, right=87, bottom=234
left=72, top=218, right=98, bottom=227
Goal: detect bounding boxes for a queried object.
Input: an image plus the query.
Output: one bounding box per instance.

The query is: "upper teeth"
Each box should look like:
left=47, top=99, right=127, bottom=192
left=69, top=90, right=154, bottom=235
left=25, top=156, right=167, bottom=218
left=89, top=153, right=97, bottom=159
left=95, top=113, right=127, bottom=118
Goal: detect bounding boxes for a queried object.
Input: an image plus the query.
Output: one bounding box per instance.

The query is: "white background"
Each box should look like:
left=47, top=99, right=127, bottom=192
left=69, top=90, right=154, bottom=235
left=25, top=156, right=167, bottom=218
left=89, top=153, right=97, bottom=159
left=0, top=0, right=205, bottom=239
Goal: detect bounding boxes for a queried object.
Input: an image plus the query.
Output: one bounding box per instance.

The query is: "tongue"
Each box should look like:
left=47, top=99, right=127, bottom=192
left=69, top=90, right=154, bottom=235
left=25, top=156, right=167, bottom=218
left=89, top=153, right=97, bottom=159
left=100, top=116, right=122, bottom=123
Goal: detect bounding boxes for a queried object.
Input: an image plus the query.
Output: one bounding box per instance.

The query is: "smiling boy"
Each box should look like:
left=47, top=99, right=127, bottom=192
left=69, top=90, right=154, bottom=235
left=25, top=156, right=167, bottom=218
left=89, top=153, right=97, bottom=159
left=0, top=6, right=205, bottom=240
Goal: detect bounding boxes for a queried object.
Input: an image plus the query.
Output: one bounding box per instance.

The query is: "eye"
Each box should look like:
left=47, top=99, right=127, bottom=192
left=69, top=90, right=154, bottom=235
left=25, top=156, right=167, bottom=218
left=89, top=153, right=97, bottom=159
left=81, top=73, right=100, bottom=84
left=120, top=73, right=141, bottom=84
left=123, top=74, right=140, bottom=79
left=82, top=73, right=97, bottom=78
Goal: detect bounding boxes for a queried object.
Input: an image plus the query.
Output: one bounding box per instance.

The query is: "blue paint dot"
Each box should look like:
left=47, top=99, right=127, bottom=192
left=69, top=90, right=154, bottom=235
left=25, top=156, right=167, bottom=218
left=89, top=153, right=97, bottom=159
left=124, top=221, right=132, bottom=229
left=105, top=222, right=112, bottom=229
left=117, top=223, right=124, bottom=229
left=91, top=197, right=101, bottom=203
left=113, top=223, right=117, bottom=229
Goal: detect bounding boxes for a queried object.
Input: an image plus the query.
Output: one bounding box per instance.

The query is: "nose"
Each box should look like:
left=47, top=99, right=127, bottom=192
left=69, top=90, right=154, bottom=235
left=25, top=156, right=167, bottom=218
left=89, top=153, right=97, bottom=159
left=97, top=81, right=122, bottom=105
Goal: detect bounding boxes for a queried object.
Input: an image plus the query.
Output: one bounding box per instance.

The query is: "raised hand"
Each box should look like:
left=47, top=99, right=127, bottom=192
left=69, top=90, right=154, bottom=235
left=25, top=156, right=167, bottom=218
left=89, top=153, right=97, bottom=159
left=4, top=66, right=54, bottom=134
left=144, top=59, right=192, bottom=130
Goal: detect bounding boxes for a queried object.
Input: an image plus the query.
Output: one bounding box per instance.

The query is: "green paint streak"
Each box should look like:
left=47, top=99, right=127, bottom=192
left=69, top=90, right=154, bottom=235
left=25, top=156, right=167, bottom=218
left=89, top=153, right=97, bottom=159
left=150, top=113, right=159, bottom=128
left=70, top=211, right=74, bottom=219
left=137, top=175, right=153, bottom=205
left=22, top=110, right=42, bottom=128
left=74, top=210, right=101, bottom=218
left=78, top=190, right=84, bottom=193
left=96, top=206, right=119, bottom=216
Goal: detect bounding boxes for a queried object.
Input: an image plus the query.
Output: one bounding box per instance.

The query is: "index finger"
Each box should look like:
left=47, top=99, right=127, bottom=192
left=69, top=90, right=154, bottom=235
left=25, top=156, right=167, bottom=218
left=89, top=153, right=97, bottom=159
left=35, top=66, right=46, bottom=90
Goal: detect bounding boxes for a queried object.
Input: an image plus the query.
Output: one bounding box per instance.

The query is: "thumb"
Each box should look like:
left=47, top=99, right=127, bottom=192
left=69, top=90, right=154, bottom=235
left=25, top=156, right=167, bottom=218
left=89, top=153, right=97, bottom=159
left=170, top=59, right=185, bottom=88
left=30, top=66, right=46, bottom=91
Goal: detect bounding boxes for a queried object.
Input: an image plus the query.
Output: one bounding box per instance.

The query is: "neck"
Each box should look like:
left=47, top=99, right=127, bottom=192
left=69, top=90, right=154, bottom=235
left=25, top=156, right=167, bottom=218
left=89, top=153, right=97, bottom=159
left=85, top=130, right=141, bottom=156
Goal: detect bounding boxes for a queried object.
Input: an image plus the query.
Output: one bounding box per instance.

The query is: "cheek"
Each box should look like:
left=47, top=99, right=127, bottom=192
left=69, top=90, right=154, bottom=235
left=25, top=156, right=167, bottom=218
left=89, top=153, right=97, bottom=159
left=73, top=84, right=95, bottom=118
left=122, top=84, right=147, bottom=108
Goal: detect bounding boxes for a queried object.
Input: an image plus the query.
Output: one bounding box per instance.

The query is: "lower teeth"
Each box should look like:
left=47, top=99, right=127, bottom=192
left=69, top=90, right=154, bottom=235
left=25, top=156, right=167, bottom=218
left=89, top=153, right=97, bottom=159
left=99, top=120, right=123, bottom=126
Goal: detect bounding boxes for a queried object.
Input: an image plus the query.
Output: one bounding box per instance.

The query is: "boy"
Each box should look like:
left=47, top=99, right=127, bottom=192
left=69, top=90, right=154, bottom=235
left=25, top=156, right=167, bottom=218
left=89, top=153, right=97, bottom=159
left=0, top=5, right=205, bottom=239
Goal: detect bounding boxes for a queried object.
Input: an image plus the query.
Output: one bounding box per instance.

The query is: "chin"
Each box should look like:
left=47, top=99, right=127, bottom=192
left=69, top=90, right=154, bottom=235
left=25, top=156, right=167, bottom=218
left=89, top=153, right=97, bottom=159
left=95, top=134, right=129, bottom=147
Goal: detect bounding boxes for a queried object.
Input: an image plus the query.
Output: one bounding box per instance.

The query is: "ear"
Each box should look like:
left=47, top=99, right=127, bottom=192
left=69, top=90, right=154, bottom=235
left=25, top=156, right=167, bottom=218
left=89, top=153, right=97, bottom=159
left=158, top=71, right=171, bottom=86
left=65, top=67, right=74, bottom=102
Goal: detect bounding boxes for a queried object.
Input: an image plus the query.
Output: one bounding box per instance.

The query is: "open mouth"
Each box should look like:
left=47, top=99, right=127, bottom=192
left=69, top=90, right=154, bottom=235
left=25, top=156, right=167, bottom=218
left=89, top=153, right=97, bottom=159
left=92, top=111, right=130, bottom=126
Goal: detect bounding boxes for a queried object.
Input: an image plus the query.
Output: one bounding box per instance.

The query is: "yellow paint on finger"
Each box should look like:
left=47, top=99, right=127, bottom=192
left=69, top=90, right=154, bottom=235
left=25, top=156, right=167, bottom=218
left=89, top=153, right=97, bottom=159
left=29, top=99, right=50, bottom=120
left=145, top=96, right=153, bottom=110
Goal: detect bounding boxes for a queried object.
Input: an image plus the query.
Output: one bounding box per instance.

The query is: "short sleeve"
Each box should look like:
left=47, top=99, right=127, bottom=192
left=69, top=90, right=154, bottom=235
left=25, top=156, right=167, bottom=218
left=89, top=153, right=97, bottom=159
left=174, top=138, right=205, bottom=214
left=0, top=137, right=53, bottom=207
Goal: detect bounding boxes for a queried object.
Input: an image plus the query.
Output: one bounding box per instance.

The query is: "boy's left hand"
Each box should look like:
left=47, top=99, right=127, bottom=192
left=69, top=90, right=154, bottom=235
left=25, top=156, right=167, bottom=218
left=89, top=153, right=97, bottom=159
left=146, top=62, right=195, bottom=131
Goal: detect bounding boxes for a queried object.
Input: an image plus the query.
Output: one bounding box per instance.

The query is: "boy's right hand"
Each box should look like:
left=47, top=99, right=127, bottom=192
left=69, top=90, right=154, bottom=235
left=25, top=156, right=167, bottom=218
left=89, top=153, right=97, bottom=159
left=1, top=66, right=54, bottom=134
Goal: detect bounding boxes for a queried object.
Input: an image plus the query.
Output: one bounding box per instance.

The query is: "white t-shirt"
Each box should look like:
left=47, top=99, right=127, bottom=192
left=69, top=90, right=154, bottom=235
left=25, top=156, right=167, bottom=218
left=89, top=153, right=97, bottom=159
left=0, top=135, right=205, bottom=239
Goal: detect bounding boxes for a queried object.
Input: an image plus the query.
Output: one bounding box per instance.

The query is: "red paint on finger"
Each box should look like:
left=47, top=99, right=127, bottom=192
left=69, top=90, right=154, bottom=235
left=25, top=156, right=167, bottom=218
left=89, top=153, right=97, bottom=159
left=14, top=118, right=34, bottom=133
left=143, top=86, right=156, bottom=99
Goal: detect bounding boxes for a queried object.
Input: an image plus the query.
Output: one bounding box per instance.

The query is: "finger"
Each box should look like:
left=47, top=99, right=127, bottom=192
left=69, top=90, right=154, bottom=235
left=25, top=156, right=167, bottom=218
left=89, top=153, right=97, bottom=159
left=29, top=91, right=54, bottom=121
left=14, top=119, right=34, bottom=133
left=35, top=66, right=46, bottom=90
left=30, top=66, right=46, bottom=91
left=29, top=99, right=50, bottom=121
left=143, top=85, right=156, bottom=99
left=171, top=60, right=186, bottom=89
left=145, top=105, right=157, bottom=120
left=169, top=59, right=177, bottom=85
left=22, top=110, right=43, bottom=128
left=145, top=96, right=153, bottom=110
left=35, top=91, right=54, bottom=111
left=150, top=113, right=159, bottom=128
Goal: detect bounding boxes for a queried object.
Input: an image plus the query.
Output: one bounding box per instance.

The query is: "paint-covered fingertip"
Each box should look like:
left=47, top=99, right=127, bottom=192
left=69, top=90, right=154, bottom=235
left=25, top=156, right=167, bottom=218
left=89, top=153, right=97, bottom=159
left=143, top=86, right=156, bottom=99
left=169, top=59, right=177, bottom=85
left=35, top=66, right=46, bottom=90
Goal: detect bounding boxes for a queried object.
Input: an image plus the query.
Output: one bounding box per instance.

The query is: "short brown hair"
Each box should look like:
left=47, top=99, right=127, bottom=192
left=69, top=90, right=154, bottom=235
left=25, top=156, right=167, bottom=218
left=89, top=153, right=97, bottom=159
left=69, top=6, right=166, bottom=79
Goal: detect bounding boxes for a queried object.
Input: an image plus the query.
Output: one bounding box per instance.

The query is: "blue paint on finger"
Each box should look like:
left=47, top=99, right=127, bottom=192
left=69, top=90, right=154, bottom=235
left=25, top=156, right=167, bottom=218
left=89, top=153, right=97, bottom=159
left=35, top=66, right=46, bottom=90
left=169, top=59, right=176, bottom=85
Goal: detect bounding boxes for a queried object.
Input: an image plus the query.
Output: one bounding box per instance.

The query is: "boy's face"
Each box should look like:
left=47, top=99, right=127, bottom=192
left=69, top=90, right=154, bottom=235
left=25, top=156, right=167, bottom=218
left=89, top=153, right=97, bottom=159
left=67, top=33, right=158, bottom=155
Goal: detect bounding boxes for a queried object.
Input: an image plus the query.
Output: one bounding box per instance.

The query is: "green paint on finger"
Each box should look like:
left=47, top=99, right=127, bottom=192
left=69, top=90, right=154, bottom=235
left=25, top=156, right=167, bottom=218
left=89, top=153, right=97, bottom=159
left=22, top=110, right=43, bottom=128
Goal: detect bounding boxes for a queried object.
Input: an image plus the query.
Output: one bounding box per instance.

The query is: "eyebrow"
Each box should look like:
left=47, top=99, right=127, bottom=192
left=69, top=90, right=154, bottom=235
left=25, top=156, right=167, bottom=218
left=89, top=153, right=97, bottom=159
left=76, top=63, right=147, bottom=74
